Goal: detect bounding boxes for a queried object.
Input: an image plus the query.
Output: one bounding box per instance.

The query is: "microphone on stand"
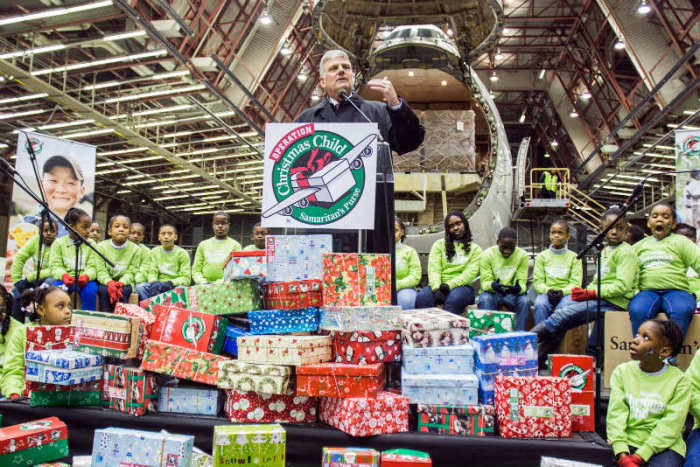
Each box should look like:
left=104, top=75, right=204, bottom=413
left=0, top=157, right=17, bottom=174
left=337, top=89, right=384, bottom=143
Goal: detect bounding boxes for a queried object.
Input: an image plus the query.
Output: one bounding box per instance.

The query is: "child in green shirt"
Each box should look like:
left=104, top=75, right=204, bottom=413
left=192, top=213, right=241, bottom=284
left=0, top=288, right=22, bottom=382
left=242, top=223, right=268, bottom=251
left=129, top=222, right=151, bottom=288
left=135, top=224, right=191, bottom=300
left=95, top=215, right=141, bottom=312
left=607, top=319, right=689, bottom=467
left=395, top=217, right=421, bottom=310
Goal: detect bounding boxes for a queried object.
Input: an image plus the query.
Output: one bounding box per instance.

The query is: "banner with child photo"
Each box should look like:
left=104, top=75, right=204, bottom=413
left=3, top=131, right=96, bottom=288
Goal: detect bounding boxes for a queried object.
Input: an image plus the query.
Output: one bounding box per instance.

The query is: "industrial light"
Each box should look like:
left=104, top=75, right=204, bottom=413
left=104, top=30, right=147, bottom=41
left=551, top=140, right=559, bottom=147
left=298, top=71, right=308, bottom=82
left=259, top=10, right=272, bottom=25
left=0, top=0, right=112, bottom=27
left=440, top=80, right=447, bottom=86
left=495, top=49, right=504, bottom=60
left=0, top=44, right=66, bottom=60
left=62, top=128, right=114, bottom=139
left=544, top=153, right=550, bottom=158
left=637, top=0, right=651, bottom=14
left=488, top=90, right=495, bottom=98
left=103, top=83, right=205, bottom=103
left=539, top=69, right=546, bottom=79
left=82, top=70, right=190, bottom=91
left=569, top=109, right=579, bottom=118
left=490, top=71, right=498, bottom=82
left=446, top=28, right=453, bottom=36
left=519, top=111, right=526, bottom=123
left=32, top=49, right=167, bottom=76
left=0, top=108, right=47, bottom=119
left=581, top=91, right=592, bottom=100
left=280, top=46, right=292, bottom=56
left=614, top=40, right=625, bottom=50
left=408, top=71, right=415, bottom=77
left=0, top=92, right=48, bottom=104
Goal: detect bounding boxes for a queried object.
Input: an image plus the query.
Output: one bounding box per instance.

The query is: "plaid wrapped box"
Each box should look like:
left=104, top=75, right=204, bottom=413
left=319, top=390, right=409, bottom=437
left=494, top=375, right=572, bottom=438
left=213, top=424, right=285, bottom=467
left=223, top=250, right=266, bottom=281
left=223, top=389, right=317, bottom=423
left=237, top=335, right=332, bottom=366
left=297, top=362, right=385, bottom=398
left=416, top=404, right=495, bottom=436
left=28, top=380, right=103, bottom=407
left=193, top=281, right=261, bottom=315
left=400, top=308, right=470, bottom=348
left=467, top=309, right=516, bottom=338
left=92, top=428, right=193, bottom=467
left=158, top=385, right=220, bottom=416
left=332, top=330, right=401, bottom=364
left=25, top=325, right=74, bottom=351
left=248, top=307, right=319, bottom=334
left=262, top=280, right=322, bottom=310
left=381, top=450, right=432, bottom=466
left=265, top=234, right=332, bottom=282
left=70, top=309, right=140, bottom=359
left=319, top=305, right=402, bottom=332
left=402, top=343, right=474, bottom=375
left=322, top=447, right=379, bottom=467
left=104, top=364, right=158, bottom=416
left=139, top=285, right=193, bottom=314
left=25, top=349, right=103, bottom=385
left=114, top=302, right=156, bottom=359
left=150, top=305, right=227, bottom=354
left=0, top=417, right=69, bottom=466
left=401, top=373, right=478, bottom=405
left=222, top=325, right=252, bottom=355
left=218, top=361, right=293, bottom=394
left=140, top=340, right=231, bottom=386
left=322, top=253, right=391, bottom=306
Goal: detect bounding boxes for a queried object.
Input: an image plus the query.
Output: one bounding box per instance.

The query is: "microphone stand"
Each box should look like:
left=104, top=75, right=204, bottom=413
left=23, top=131, right=49, bottom=287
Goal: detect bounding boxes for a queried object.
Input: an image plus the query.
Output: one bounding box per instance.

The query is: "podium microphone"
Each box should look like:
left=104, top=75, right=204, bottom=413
left=337, top=89, right=384, bottom=142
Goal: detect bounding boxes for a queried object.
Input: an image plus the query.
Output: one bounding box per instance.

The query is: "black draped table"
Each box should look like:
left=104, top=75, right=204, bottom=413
left=0, top=401, right=613, bottom=466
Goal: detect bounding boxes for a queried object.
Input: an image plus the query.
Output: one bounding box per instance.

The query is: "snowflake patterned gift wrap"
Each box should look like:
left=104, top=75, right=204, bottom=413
left=494, top=375, right=572, bottom=438
left=237, top=335, right=331, bottom=365
left=0, top=416, right=68, bottom=466
left=401, top=373, right=478, bottom=405
left=223, top=389, right=317, bottom=423
left=223, top=250, right=266, bottom=281
left=104, top=364, right=158, bottom=416
left=332, top=330, right=401, bottom=364
left=262, top=280, right=322, bottom=310
left=321, top=447, right=379, bottom=467
left=70, top=309, right=140, bottom=359
left=91, top=427, right=193, bottom=467
left=115, top=302, right=157, bottom=359
left=158, top=385, right=220, bottom=416
left=150, top=305, right=227, bottom=354
left=25, top=325, right=74, bottom=351
left=381, top=449, right=432, bottom=466
left=218, top=361, right=293, bottom=394
left=248, top=307, right=319, bottom=334
left=140, top=340, right=231, bottom=386
left=322, top=253, right=391, bottom=306
left=265, top=234, right=332, bottom=282
left=467, top=309, right=516, bottom=338
left=416, top=404, right=495, bottom=437
left=402, top=343, right=474, bottom=375
left=400, top=308, right=470, bottom=348
left=319, top=305, right=402, bottom=331
left=319, top=390, right=409, bottom=437
left=194, top=280, right=261, bottom=315
left=25, top=349, right=103, bottom=385
left=213, top=424, right=286, bottom=467
left=297, top=362, right=385, bottom=397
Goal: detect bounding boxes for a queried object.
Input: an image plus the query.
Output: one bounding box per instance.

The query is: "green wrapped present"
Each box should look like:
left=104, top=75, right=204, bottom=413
left=0, top=417, right=69, bottom=466
left=195, top=281, right=261, bottom=315
left=467, top=309, right=515, bottom=338
left=213, top=424, right=285, bottom=467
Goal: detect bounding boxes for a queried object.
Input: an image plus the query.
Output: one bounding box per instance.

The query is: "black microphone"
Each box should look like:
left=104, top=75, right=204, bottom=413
left=0, top=157, right=16, bottom=174
left=624, top=181, right=644, bottom=208
left=337, top=89, right=384, bottom=142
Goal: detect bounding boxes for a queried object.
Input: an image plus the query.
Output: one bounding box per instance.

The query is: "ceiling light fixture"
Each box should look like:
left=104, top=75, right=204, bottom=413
left=440, top=80, right=447, bottom=86
left=408, top=71, right=415, bottom=77
left=613, top=40, right=625, bottom=50
left=637, top=0, right=652, bottom=14
left=103, top=30, right=147, bottom=41
left=103, top=83, right=205, bottom=103
left=495, top=49, right=504, bottom=60
left=0, top=44, right=66, bottom=60
left=519, top=111, right=526, bottom=123
left=551, top=140, right=559, bottom=148
left=32, top=49, right=167, bottom=76
left=259, top=9, right=272, bottom=25
left=0, top=0, right=112, bottom=27
left=490, top=71, right=498, bottom=82
left=539, top=69, right=546, bottom=79
left=570, top=109, right=579, bottom=118
left=0, top=92, right=48, bottom=104
left=581, top=91, right=592, bottom=100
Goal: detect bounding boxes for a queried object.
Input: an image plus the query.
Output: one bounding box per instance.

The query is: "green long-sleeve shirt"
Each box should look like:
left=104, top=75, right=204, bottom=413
left=607, top=361, right=689, bottom=461
left=479, top=245, right=528, bottom=293
left=396, top=242, right=421, bottom=290
left=587, top=242, right=638, bottom=309
left=243, top=244, right=261, bottom=251
left=427, top=239, right=482, bottom=290
left=95, top=239, right=141, bottom=287
left=532, top=247, right=582, bottom=295
left=147, top=246, right=191, bottom=286
left=0, top=318, right=22, bottom=370
left=48, top=235, right=98, bottom=280
left=686, top=351, right=700, bottom=430
left=192, top=237, right=241, bottom=285
left=134, top=244, right=151, bottom=284
left=635, top=233, right=700, bottom=292
left=10, top=235, right=53, bottom=282
left=0, top=319, right=28, bottom=397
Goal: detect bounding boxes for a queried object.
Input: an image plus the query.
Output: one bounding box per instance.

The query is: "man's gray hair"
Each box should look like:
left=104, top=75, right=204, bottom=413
left=319, top=49, right=351, bottom=76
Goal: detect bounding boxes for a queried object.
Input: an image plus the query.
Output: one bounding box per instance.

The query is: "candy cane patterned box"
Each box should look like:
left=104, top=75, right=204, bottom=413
left=319, top=390, right=409, bottom=437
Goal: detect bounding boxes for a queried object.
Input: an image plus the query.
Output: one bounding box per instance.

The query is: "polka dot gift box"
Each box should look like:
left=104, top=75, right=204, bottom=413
left=193, top=280, right=261, bottom=316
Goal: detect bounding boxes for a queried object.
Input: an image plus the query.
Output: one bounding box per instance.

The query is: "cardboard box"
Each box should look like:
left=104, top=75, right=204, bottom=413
left=319, top=305, right=402, bottom=331
left=467, top=309, right=515, bottom=338
left=158, top=385, right=220, bottom=416
left=262, top=280, right=322, bottom=310
left=140, top=340, right=231, bottom=386
left=104, top=364, right=158, bottom=416
left=548, top=354, right=594, bottom=392
left=237, top=335, right=332, bottom=366
left=223, top=250, right=266, bottom=281
left=265, top=234, right=332, bottom=282
left=400, top=308, right=470, bottom=347
left=401, top=373, right=478, bottom=405
left=25, top=349, right=103, bottom=386
left=70, top=310, right=140, bottom=359
left=402, top=343, right=474, bottom=375
left=213, top=424, right=285, bottom=467
left=0, top=417, right=69, bottom=466
left=150, top=305, right=227, bottom=353
left=223, top=389, right=317, bottom=423
left=248, top=307, right=319, bottom=334
left=416, top=404, right=495, bottom=437
left=297, top=362, right=385, bottom=398
left=322, top=253, right=391, bottom=306
left=194, top=280, right=261, bottom=315
left=332, top=330, right=402, bottom=364
left=319, top=390, right=409, bottom=437
left=556, top=323, right=589, bottom=355
left=91, top=427, right=193, bottom=466
left=322, top=447, right=379, bottom=467
left=218, top=361, right=293, bottom=394
left=114, top=302, right=156, bottom=359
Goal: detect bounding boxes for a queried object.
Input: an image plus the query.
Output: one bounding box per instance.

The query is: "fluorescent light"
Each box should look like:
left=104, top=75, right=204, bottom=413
left=0, top=0, right=112, bottom=27
left=153, top=194, right=190, bottom=201
left=519, top=111, right=526, bottom=123
left=614, top=40, right=625, bottom=50
left=642, top=144, right=674, bottom=150
left=32, top=49, right=167, bottom=76
left=539, top=69, right=546, bottom=79
left=632, top=151, right=674, bottom=159
left=82, top=70, right=190, bottom=91
left=103, top=83, right=205, bottom=103
left=103, top=30, right=147, bottom=41
left=0, top=92, right=48, bottom=104
left=495, top=49, right=504, bottom=60
left=39, top=119, right=95, bottom=130
left=637, top=0, right=651, bottom=14
left=667, top=124, right=700, bottom=130
left=408, top=71, right=415, bottom=77
left=0, top=44, right=66, bottom=60
left=259, top=10, right=272, bottom=25
left=570, top=109, right=579, bottom=118
left=581, top=91, right=592, bottom=100
left=61, top=128, right=114, bottom=139
left=191, top=208, right=245, bottom=215
left=0, top=108, right=47, bottom=119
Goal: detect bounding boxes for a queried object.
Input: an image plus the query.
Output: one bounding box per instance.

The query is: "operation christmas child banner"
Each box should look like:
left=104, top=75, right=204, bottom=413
left=262, top=123, right=377, bottom=230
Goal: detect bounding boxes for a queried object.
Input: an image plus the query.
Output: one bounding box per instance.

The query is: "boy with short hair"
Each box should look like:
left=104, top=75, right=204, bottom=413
left=95, top=215, right=141, bottom=312
left=129, top=222, right=150, bottom=287
left=135, top=224, right=191, bottom=300
left=192, top=213, right=241, bottom=285
left=88, top=222, right=102, bottom=242
left=243, top=223, right=268, bottom=251
left=33, top=154, right=86, bottom=238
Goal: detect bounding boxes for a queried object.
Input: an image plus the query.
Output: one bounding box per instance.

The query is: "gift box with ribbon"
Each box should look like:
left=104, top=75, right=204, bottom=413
left=262, top=280, right=322, bottom=310
left=70, top=310, right=140, bottom=359
left=0, top=417, right=69, bottom=466
left=319, top=390, right=409, bottom=437
left=157, top=385, right=220, bottom=416
left=322, top=447, right=379, bottom=467
left=213, top=424, right=286, bottom=467
left=25, top=325, right=74, bottom=351
left=222, top=325, right=252, bottom=356
left=237, top=335, right=332, bottom=366
left=139, top=285, right=193, bottom=314
left=114, top=302, right=157, bottom=359
left=331, top=330, right=401, bottom=364
left=494, top=375, right=572, bottom=438
left=401, top=373, right=478, bottom=405
left=381, top=449, right=432, bottom=466
left=319, top=305, right=402, bottom=331
left=400, top=308, right=470, bottom=348
left=193, top=280, right=261, bottom=315
left=223, top=389, right=317, bottom=423
left=402, top=343, right=474, bottom=375
left=28, top=380, right=103, bottom=407
left=248, top=307, right=319, bottom=334
left=416, top=404, right=495, bottom=437
left=150, top=305, right=227, bottom=354
left=25, top=349, right=103, bottom=386
left=104, top=364, right=158, bottom=416
left=467, top=309, right=516, bottom=338
left=218, top=361, right=293, bottom=394
left=223, top=250, right=266, bottom=281
left=91, top=428, right=193, bottom=466
left=297, top=362, right=385, bottom=398
left=322, top=253, right=391, bottom=306
left=265, top=234, right=332, bottom=282
left=140, top=340, right=231, bottom=386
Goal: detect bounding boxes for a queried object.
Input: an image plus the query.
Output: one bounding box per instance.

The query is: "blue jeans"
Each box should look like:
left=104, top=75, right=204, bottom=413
left=54, top=279, right=98, bottom=310
left=542, top=295, right=620, bottom=339
left=397, top=288, right=418, bottom=310
left=533, top=293, right=569, bottom=325
left=135, top=281, right=174, bottom=301
left=97, top=284, right=134, bottom=313
left=684, top=428, right=700, bottom=467
left=477, top=291, right=532, bottom=330
left=629, top=289, right=696, bottom=337
left=630, top=446, right=683, bottom=467
left=415, top=285, right=475, bottom=315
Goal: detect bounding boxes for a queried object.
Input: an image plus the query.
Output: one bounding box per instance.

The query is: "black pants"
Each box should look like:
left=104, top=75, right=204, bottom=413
left=97, top=284, right=134, bottom=313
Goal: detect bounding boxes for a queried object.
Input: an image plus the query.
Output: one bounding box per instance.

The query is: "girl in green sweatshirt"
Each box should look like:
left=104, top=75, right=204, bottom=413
left=415, top=211, right=482, bottom=315
left=1, top=285, right=73, bottom=398
left=135, top=224, right=191, bottom=300
left=96, top=215, right=141, bottom=312
left=607, top=319, right=689, bottom=467
left=0, top=288, right=22, bottom=395
left=629, top=202, right=700, bottom=338
left=395, top=217, right=421, bottom=310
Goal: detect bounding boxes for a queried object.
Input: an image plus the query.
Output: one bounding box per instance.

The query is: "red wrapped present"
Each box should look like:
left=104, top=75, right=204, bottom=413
left=322, top=253, right=391, bottom=306
left=114, top=303, right=156, bottom=359
left=104, top=364, right=158, bottom=416
left=332, top=330, right=401, bottom=364
left=224, top=388, right=318, bottom=423
left=150, top=305, right=227, bottom=354
left=416, top=404, right=494, bottom=437
left=570, top=391, right=595, bottom=432
left=0, top=417, right=69, bottom=465
left=262, top=280, right=322, bottom=310
left=494, top=375, right=572, bottom=438
left=297, top=362, right=385, bottom=398
left=548, top=354, right=594, bottom=392
left=26, top=325, right=74, bottom=351
left=140, top=339, right=230, bottom=386
left=381, top=450, right=432, bottom=466
left=223, top=250, right=266, bottom=280
left=319, top=390, right=409, bottom=437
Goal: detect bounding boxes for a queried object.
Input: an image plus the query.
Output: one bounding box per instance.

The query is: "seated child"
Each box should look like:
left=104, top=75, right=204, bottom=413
left=395, top=217, right=421, bottom=310
left=96, top=215, right=140, bottom=312
left=135, top=224, right=191, bottom=300
left=129, top=222, right=151, bottom=294
left=243, top=223, right=268, bottom=251
left=192, top=212, right=241, bottom=285
left=88, top=222, right=102, bottom=242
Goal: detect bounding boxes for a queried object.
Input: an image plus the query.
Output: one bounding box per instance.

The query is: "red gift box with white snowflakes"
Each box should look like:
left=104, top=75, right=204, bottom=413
left=114, top=303, right=156, bottom=359
left=297, top=362, right=385, bottom=398
left=223, top=388, right=317, bottom=424
left=494, top=375, right=571, bottom=438
left=319, top=390, right=409, bottom=437
left=332, top=330, right=401, bottom=365
left=25, top=326, right=74, bottom=352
